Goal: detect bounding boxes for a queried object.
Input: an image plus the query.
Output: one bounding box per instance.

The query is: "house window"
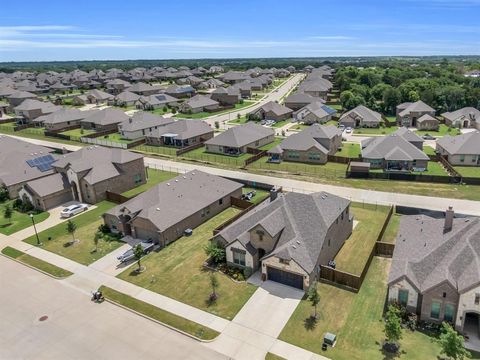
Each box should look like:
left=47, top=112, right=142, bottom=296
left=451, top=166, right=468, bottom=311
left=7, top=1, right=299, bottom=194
left=134, top=174, right=142, bottom=184
left=460, top=155, right=465, bottom=163
left=288, top=151, right=300, bottom=159
left=256, top=230, right=265, bottom=241
left=444, top=304, right=455, bottom=322
left=475, top=293, right=480, bottom=305
left=430, top=301, right=441, bottom=319
left=398, top=289, right=409, bottom=306
left=341, top=211, right=344, bottom=220
left=308, top=153, right=321, bottom=161
left=219, top=198, right=223, bottom=205
left=443, top=292, right=446, bottom=298
left=279, top=258, right=290, bottom=265
left=232, top=249, right=246, bottom=266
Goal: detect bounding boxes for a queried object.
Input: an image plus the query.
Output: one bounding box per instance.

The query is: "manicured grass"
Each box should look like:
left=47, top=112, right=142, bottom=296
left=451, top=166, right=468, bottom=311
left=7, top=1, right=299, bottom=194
left=334, top=203, right=391, bottom=275
left=259, top=137, right=283, bottom=151
left=99, top=286, right=219, bottom=340
left=354, top=126, right=399, bottom=135
left=122, top=168, right=177, bottom=197
left=2, top=246, right=73, bottom=278
left=0, top=200, right=50, bottom=235
left=242, top=187, right=270, bottom=205
left=23, top=201, right=123, bottom=265
left=265, top=353, right=286, bottom=360
left=455, top=166, right=480, bottom=178
left=133, top=144, right=178, bottom=157
left=412, top=161, right=449, bottom=176
left=385, top=116, right=397, bottom=124
left=101, top=133, right=135, bottom=144
left=381, top=214, right=401, bottom=244
left=60, top=128, right=96, bottom=137
left=329, top=104, right=343, bottom=111
left=271, top=119, right=291, bottom=128
left=228, top=116, right=249, bottom=124
left=175, top=101, right=255, bottom=119
left=423, top=145, right=436, bottom=156
left=336, top=143, right=361, bottom=158
left=150, top=107, right=171, bottom=115
left=181, top=147, right=253, bottom=167
left=279, top=257, right=443, bottom=360
left=414, top=124, right=461, bottom=137
left=118, top=208, right=257, bottom=320
left=248, top=157, right=348, bottom=178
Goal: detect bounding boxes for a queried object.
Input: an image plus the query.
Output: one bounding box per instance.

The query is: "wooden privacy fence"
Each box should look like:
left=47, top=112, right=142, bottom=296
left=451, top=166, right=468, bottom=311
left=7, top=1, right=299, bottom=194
left=176, top=142, right=204, bottom=156
left=244, top=150, right=267, bottom=166
left=105, top=191, right=130, bottom=204
left=375, top=242, right=395, bottom=257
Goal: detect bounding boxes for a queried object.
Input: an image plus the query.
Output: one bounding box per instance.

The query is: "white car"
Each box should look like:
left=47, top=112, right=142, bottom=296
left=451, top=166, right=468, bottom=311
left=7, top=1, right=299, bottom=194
left=60, top=203, right=88, bottom=218
left=345, top=127, right=353, bottom=134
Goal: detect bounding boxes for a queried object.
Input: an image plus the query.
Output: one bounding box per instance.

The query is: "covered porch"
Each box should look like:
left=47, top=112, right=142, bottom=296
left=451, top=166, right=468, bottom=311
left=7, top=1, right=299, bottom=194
left=161, top=133, right=190, bottom=148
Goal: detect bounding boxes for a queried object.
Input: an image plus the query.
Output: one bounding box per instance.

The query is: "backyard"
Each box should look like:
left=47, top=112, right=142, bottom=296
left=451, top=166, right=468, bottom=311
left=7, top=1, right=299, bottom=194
left=22, top=201, right=123, bottom=265
left=336, top=143, right=361, bottom=158
left=380, top=213, right=401, bottom=243
left=455, top=166, right=480, bottom=178
left=279, top=257, right=445, bottom=360
left=0, top=200, right=49, bottom=236
left=121, top=168, right=177, bottom=197
left=181, top=147, right=253, bottom=167
left=117, top=207, right=257, bottom=320
left=242, top=187, right=269, bottom=205
left=248, top=158, right=348, bottom=179
left=60, top=128, right=96, bottom=137
left=353, top=126, right=398, bottom=135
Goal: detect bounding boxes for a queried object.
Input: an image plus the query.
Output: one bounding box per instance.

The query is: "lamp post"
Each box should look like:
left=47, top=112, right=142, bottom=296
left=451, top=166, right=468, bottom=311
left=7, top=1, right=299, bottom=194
left=30, top=213, right=41, bottom=246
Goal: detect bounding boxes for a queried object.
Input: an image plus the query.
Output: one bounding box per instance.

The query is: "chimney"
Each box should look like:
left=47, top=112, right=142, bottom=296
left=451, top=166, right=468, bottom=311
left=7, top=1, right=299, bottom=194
left=270, top=187, right=279, bottom=202
left=444, top=206, right=454, bottom=233
left=129, top=118, right=132, bottom=123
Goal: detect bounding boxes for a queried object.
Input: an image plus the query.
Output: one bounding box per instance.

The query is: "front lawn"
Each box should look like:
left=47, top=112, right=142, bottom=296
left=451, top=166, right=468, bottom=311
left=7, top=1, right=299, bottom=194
left=336, top=143, right=361, bottom=158
left=23, top=201, right=123, bottom=265
left=248, top=157, right=348, bottom=178
left=279, top=257, right=444, bottom=360
left=117, top=207, right=257, bottom=320
left=271, top=119, right=291, bottom=128
left=121, top=168, right=177, bottom=197
left=100, top=286, right=219, bottom=340
left=353, top=126, right=398, bottom=135
left=0, top=200, right=50, bottom=235
left=228, top=116, right=249, bottom=124
left=414, top=124, right=461, bottom=137
left=175, top=101, right=255, bottom=119
left=2, top=246, right=73, bottom=278
left=455, top=166, right=480, bottom=178
left=334, top=203, right=391, bottom=275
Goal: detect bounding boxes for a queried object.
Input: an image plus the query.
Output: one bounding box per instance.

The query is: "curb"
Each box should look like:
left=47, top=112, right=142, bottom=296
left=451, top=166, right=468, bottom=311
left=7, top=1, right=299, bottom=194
left=0, top=252, right=72, bottom=280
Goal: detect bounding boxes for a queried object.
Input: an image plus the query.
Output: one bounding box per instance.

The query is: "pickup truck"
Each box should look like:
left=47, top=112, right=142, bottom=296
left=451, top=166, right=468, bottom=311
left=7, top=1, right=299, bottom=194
left=117, top=241, right=154, bottom=263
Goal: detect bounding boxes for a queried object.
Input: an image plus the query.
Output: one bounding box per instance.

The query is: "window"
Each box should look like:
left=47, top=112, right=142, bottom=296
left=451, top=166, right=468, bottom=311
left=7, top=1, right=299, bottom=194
left=443, top=292, right=446, bottom=298
left=232, top=249, right=246, bottom=266
left=398, top=289, right=409, bottom=306
left=279, top=258, right=290, bottom=265
left=444, top=304, right=455, bottom=322
left=460, top=155, right=465, bottom=163
left=430, top=301, right=441, bottom=319
left=288, top=151, right=300, bottom=159
left=475, top=293, right=480, bottom=305
left=218, top=198, right=223, bottom=205
left=256, top=230, right=265, bottom=241
left=308, top=153, right=321, bottom=161
left=134, top=173, right=142, bottom=184
left=341, top=211, right=344, bottom=220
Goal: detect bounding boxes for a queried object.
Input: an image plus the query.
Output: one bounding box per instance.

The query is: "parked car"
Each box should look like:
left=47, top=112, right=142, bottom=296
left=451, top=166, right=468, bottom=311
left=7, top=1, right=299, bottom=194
left=422, top=134, right=436, bottom=140
left=345, top=127, right=353, bottom=134
left=60, top=203, right=88, bottom=218
left=338, top=124, right=345, bottom=130
left=117, top=240, right=154, bottom=263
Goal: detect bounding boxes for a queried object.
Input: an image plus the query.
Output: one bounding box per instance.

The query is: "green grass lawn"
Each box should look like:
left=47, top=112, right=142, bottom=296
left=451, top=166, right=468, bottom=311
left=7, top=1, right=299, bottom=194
left=118, top=207, right=257, bottom=320
left=175, top=101, right=255, bottom=119
left=272, top=119, right=291, bottom=128
left=354, top=126, right=399, bottom=135
left=60, top=128, right=96, bottom=137
left=336, top=143, right=361, bottom=158
left=385, top=116, right=397, bottom=124
left=101, top=133, right=135, bottom=144
left=259, top=137, right=283, bottom=151
left=2, top=246, right=73, bottom=278
left=181, top=147, right=252, bottom=167
left=279, top=257, right=445, bottom=360
left=99, top=286, right=219, bottom=340
left=455, top=166, right=480, bottom=178
left=414, top=124, right=461, bottom=137
left=150, top=107, right=171, bottom=115
left=0, top=201, right=50, bottom=235
left=334, top=203, right=390, bottom=275
left=228, top=116, right=249, bottom=124
left=23, top=201, right=123, bottom=265
left=133, top=144, right=178, bottom=157
left=248, top=157, right=348, bottom=178
left=242, top=187, right=270, bottom=205
left=423, top=145, right=436, bottom=156
left=265, top=353, right=286, bottom=360
left=381, top=214, right=401, bottom=244
left=412, top=161, right=449, bottom=176
left=122, top=168, right=177, bottom=197
left=328, top=104, right=343, bottom=111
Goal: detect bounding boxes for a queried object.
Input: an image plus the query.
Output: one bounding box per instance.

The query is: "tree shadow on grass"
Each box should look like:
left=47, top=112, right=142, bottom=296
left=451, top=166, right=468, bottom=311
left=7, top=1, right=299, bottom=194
left=304, top=316, right=318, bottom=331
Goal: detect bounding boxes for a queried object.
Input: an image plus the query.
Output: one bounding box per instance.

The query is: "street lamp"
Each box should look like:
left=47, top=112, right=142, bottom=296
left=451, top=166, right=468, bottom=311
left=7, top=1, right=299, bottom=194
left=30, top=213, right=41, bottom=246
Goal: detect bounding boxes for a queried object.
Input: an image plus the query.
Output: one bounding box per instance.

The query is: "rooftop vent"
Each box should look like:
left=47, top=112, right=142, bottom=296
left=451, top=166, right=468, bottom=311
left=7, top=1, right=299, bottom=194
left=156, top=208, right=161, bottom=211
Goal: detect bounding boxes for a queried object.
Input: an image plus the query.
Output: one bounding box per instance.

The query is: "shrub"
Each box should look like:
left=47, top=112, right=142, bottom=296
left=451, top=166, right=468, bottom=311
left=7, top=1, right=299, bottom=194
left=13, top=198, right=34, bottom=213
left=98, top=223, right=111, bottom=234
left=0, top=186, right=9, bottom=203
left=204, top=241, right=226, bottom=264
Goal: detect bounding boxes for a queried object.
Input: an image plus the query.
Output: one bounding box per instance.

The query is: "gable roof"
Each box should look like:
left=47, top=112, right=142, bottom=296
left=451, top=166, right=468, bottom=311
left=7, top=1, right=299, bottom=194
left=119, top=112, right=174, bottom=132
left=33, top=108, right=96, bottom=124
left=417, top=114, right=439, bottom=123
left=146, top=119, right=212, bottom=140
left=183, top=94, right=219, bottom=108
left=298, top=101, right=336, bottom=118
left=398, top=100, right=435, bottom=117
left=437, top=131, right=480, bottom=155
left=361, top=134, right=429, bottom=161
left=81, top=108, right=129, bottom=126
left=205, top=122, right=274, bottom=148
left=442, top=107, right=480, bottom=123
left=340, top=105, right=382, bottom=124
left=253, top=101, right=293, bottom=116
left=276, top=124, right=341, bottom=153
left=394, top=127, right=424, bottom=143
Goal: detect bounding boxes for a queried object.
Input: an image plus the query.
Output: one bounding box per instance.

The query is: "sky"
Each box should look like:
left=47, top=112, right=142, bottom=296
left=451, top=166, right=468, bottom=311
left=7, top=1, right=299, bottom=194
left=1, top=0, right=480, bottom=62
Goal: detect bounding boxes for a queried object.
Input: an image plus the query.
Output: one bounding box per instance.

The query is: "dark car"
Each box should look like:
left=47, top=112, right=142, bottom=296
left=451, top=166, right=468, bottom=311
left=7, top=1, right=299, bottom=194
left=422, top=134, right=436, bottom=140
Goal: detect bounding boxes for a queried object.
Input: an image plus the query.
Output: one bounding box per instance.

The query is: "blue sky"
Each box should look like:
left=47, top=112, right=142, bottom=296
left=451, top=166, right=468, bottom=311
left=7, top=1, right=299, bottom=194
left=1, top=0, right=480, bottom=61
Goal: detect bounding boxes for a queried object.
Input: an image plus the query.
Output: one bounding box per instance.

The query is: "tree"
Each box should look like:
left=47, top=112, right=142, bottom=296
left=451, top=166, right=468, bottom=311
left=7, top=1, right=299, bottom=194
left=66, top=220, right=77, bottom=244
left=439, top=322, right=470, bottom=360
left=133, top=243, right=144, bottom=272
left=3, top=205, right=13, bottom=224
left=204, top=242, right=226, bottom=264
left=214, top=121, right=219, bottom=129
left=93, top=231, right=102, bottom=252
left=307, top=281, right=320, bottom=319
left=384, top=305, right=402, bottom=349
left=0, top=186, right=8, bottom=202
left=210, top=272, right=219, bottom=301
left=383, top=88, right=401, bottom=115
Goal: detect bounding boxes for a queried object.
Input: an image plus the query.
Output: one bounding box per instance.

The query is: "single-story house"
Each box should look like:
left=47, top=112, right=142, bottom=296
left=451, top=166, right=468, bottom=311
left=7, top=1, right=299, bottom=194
left=214, top=191, right=353, bottom=290
left=118, top=112, right=174, bottom=140
left=197, top=78, right=226, bottom=90
left=394, top=127, right=425, bottom=150
left=126, top=82, right=162, bottom=96
left=103, top=170, right=243, bottom=247
left=85, top=89, right=114, bottom=105
left=112, top=91, right=141, bottom=107
left=396, top=101, right=436, bottom=127
left=179, top=95, right=219, bottom=114
left=105, top=79, right=132, bottom=94
left=205, top=122, right=275, bottom=156
left=165, top=85, right=195, bottom=99
left=294, top=102, right=337, bottom=124
left=80, top=108, right=129, bottom=132
left=19, top=173, right=72, bottom=211
left=388, top=208, right=480, bottom=340
left=442, top=107, right=480, bottom=129
left=248, top=101, right=293, bottom=122
left=284, top=92, right=318, bottom=111
left=6, top=91, right=37, bottom=107
left=436, top=131, right=480, bottom=166
left=339, top=105, right=383, bottom=128
left=14, top=99, right=60, bottom=122
left=34, top=108, right=96, bottom=131
left=416, top=114, right=440, bottom=131
left=72, top=94, right=89, bottom=106
left=268, top=124, right=342, bottom=164
left=210, top=87, right=241, bottom=106
left=135, top=94, right=179, bottom=110
left=297, top=79, right=332, bottom=99
left=145, top=119, right=213, bottom=147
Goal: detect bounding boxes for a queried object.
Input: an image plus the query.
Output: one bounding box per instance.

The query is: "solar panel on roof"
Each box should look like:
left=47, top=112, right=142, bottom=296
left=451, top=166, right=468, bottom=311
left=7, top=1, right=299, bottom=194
left=321, top=105, right=337, bottom=115
left=25, top=154, right=57, bottom=172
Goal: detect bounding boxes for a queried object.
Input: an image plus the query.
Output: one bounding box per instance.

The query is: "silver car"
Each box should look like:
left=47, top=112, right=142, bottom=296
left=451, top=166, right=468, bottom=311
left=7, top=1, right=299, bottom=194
left=60, top=203, right=88, bottom=218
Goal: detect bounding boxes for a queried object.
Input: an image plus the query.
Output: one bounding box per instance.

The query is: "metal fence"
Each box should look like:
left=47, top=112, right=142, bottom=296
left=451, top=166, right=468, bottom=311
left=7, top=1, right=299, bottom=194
left=80, top=137, right=128, bottom=149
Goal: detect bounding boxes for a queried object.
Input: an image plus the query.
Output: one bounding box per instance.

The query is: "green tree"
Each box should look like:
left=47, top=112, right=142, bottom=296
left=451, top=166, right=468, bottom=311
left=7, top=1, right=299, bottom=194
left=439, top=322, right=470, bottom=360
left=210, top=272, right=219, bottom=301
left=307, top=281, right=320, bottom=319
left=3, top=205, right=13, bottom=224
left=383, top=88, right=401, bottom=115
left=93, top=231, right=102, bottom=252
left=384, top=304, right=402, bottom=347
left=0, top=186, right=9, bottom=202
left=66, top=220, right=77, bottom=244
left=133, top=243, right=144, bottom=271
left=204, top=242, right=226, bottom=264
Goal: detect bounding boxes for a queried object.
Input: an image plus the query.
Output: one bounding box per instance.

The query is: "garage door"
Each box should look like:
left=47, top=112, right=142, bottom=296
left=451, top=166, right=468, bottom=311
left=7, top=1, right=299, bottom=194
left=134, top=227, right=158, bottom=243
left=267, top=266, right=304, bottom=289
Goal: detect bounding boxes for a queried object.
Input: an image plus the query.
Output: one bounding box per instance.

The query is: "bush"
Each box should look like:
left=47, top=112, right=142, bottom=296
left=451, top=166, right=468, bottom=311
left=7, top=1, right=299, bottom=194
left=204, top=242, right=226, bottom=264
left=98, top=223, right=111, bottom=234
left=13, top=198, right=34, bottom=213
left=0, top=186, right=9, bottom=203
left=243, top=267, right=252, bottom=279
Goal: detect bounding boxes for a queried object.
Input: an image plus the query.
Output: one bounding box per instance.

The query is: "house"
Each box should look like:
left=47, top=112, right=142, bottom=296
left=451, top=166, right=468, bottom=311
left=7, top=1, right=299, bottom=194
left=387, top=208, right=480, bottom=340
left=118, top=112, right=174, bottom=140
left=34, top=108, right=96, bottom=131
left=14, top=99, right=60, bottom=122
left=72, top=94, right=89, bottom=106
left=214, top=191, right=353, bottom=290
left=396, top=101, right=436, bottom=127
left=297, top=79, right=332, bottom=99
left=436, top=131, right=480, bottom=166
left=294, top=102, right=337, bottom=124
left=221, top=71, right=250, bottom=84
left=267, top=125, right=342, bottom=164
left=85, top=89, right=114, bottom=105
left=442, top=107, right=480, bottom=129
left=145, top=119, right=213, bottom=147
left=210, top=87, right=241, bottom=106
left=284, top=93, right=318, bottom=111
left=105, top=79, right=132, bottom=94
left=339, top=105, right=383, bottom=128
left=103, top=170, right=243, bottom=246
left=0, top=136, right=58, bottom=198
left=135, top=93, right=179, bottom=110
left=198, top=78, right=226, bottom=90
left=205, top=122, right=275, bottom=156
left=230, top=83, right=252, bottom=98
left=112, top=91, right=140, bottom=107
left=179, top=95, right=219, bottom=114
left=165, top=85, right=195, bottom=98
left=248, top=101, right=293, bottom=122
left=394, top=127, right=425, bottom=150
left=80, top=108, right=128, bottom=132
left=23, top=146, right=146, bottom=206
left=416, top=114, right=440, bottom=131
left=126, top=82, right=161, bottom=96
left=6, top=91, right=37, bottom=107
left=361, top=133, right=429, bottom=171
